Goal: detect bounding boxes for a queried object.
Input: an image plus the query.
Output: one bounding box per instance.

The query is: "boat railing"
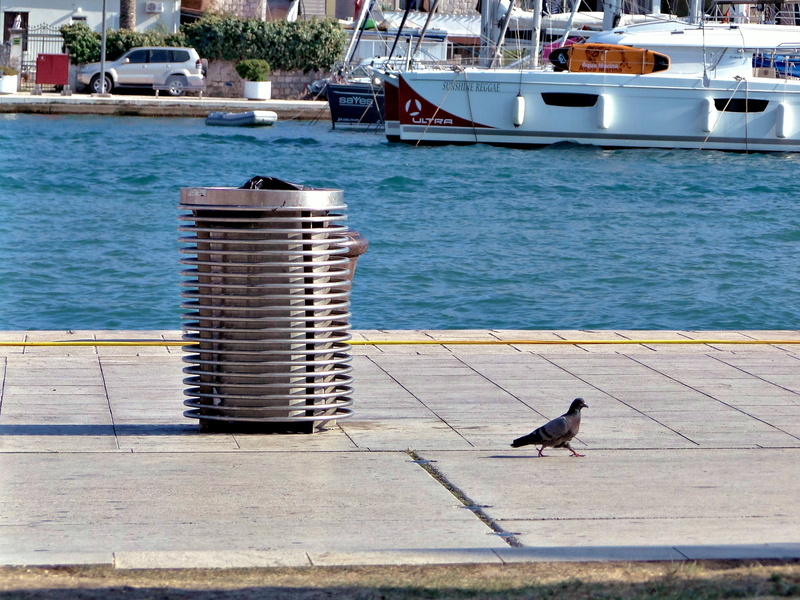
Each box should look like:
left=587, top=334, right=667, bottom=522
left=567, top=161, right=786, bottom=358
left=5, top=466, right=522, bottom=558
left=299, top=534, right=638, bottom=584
left=771, top=9, right=800, bottom=25
left=752, top=46, right=800, bottom=79
left=705, top=1, right=800, bottom=24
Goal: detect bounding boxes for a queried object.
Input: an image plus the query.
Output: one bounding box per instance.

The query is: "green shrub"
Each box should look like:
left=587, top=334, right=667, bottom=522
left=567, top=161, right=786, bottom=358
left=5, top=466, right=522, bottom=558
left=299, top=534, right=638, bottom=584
left=0, top=65, right=18, bottom=76
left=183, top=16, right=346, bottom=73
left=60, top=23, right=100, bottom=64
left=236, top=59, right=271, bottom=81
left=60, top=22, right=189, bottom=65
left=61, top=16, right=346, bottom=73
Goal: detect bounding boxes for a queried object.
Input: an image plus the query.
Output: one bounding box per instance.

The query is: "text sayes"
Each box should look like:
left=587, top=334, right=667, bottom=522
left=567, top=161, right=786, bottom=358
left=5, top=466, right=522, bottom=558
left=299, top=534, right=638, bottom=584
left=339, top=96, right=373, bottom=105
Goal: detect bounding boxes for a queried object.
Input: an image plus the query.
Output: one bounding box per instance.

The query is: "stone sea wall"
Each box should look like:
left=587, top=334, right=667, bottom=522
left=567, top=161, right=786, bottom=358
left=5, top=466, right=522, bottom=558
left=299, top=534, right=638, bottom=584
left=209, top=0, right=266, bottom=18
left=207, top=0, right=477, bottom=19
left=204, top=60, right=328, bottom=99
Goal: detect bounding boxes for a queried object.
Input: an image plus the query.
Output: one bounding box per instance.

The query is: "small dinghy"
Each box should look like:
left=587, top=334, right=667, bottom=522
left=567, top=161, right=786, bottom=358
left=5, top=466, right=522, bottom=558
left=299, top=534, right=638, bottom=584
left=205, top=110, right=278, bottom=127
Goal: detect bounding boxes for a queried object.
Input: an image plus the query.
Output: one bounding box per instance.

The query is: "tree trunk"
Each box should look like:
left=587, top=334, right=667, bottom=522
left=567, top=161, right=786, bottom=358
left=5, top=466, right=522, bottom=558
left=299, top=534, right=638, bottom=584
left=120, top=0, right=136, bottom=30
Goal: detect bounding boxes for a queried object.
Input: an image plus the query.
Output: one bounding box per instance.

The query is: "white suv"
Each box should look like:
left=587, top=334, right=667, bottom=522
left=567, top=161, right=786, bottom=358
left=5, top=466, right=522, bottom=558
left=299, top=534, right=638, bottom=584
left=77, top=47, right=205, bottom=96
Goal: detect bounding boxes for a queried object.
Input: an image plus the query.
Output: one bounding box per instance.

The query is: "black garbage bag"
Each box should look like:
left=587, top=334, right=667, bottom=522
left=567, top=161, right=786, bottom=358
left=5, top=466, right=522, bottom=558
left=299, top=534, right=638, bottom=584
left=239, top=176, right=314, bottom=191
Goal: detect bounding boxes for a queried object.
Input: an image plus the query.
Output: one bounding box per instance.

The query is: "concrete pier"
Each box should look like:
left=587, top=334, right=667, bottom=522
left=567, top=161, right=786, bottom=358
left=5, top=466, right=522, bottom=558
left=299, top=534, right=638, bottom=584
left=0, top=92, right=329, bottom=120
left=1, top=329, right=798, bottom=568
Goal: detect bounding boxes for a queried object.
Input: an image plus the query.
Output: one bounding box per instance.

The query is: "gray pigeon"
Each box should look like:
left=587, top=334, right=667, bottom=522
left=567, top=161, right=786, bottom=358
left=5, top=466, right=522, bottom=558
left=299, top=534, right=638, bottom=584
left=511, top=398, right=588, bottom=457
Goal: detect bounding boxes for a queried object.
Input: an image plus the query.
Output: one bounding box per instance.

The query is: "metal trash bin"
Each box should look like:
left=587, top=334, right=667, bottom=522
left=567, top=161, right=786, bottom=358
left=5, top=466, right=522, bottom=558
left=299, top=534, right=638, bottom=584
left=178, top=177, right=361, bottom=433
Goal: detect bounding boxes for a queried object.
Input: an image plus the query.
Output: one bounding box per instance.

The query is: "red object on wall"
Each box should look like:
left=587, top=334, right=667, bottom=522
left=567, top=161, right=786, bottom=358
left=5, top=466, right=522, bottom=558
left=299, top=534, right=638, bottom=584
left=36, top=54, right=70, bottom=85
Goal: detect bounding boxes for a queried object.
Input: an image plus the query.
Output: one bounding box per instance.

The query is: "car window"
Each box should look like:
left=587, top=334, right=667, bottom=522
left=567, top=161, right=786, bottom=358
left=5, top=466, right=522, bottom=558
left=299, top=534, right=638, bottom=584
left=126, top=50, right=148, bottom=64
left=171, top=50, right=190, bottom=63
left=149, top=49, right=170, bottom=63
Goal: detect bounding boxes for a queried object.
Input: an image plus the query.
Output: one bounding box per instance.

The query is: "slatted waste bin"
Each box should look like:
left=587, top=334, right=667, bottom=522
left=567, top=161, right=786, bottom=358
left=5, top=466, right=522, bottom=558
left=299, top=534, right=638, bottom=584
left=178, top=177, right=361, bottom=433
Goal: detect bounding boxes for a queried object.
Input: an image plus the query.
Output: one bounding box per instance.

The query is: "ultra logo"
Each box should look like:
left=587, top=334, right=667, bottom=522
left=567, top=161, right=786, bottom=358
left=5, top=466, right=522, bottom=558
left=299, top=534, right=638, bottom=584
left=404, top=99, right=422, bottom=116
left=404, top=98, right=453, bottom=126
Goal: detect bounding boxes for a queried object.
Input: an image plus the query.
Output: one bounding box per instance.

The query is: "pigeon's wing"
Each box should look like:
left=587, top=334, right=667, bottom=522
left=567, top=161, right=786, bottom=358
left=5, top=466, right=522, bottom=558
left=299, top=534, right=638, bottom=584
left=511, top=412, right=575, bottom=448
left=538, top=415, right=571, bottom=443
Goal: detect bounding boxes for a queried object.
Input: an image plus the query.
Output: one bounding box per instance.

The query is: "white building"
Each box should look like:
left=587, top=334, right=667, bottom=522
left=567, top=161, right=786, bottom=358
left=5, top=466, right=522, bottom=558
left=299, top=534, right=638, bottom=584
left=1, top=0, right=182, bottom=43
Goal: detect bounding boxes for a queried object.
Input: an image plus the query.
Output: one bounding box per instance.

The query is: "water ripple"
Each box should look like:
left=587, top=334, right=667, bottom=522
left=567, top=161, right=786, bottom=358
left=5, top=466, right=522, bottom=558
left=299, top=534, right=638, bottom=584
left=1, top=114, right=800, bottom=330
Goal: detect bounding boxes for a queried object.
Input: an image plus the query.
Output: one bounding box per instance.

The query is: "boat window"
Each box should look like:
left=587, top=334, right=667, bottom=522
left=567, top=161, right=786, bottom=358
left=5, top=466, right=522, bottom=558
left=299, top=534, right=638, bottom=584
left=541, top=93, right=599, bottom=107
left=713, top=98, right=768, bottom=112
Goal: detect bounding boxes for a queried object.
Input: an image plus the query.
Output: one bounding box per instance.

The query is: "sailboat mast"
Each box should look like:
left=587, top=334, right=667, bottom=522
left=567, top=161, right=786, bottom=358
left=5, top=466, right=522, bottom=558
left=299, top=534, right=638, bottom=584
left=688, top=0, right=702, bottom=23
left=531, top=0, right=542, bottom=66
left=342, top=0, right=374, bottom=67
left=602, top=0, right=623, bottom=30
left=388, top=2, right=414, bottom=61
left=480, top=0, right=500, bottom=64
left=492, top=0, right=517, bottom=66
left=556, top=0, right=581, bottom=48
left=413, top=0, right=441, bottom=56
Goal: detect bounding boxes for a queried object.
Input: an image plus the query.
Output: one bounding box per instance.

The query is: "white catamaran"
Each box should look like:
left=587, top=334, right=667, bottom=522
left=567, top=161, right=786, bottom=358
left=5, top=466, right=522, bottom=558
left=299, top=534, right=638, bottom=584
left=389, top=2, right=800, bottom=151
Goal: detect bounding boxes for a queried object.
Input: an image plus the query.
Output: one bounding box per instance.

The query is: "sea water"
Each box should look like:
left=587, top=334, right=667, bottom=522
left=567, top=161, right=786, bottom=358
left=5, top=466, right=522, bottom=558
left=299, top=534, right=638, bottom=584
left=1, top=113, right=799, bottom=331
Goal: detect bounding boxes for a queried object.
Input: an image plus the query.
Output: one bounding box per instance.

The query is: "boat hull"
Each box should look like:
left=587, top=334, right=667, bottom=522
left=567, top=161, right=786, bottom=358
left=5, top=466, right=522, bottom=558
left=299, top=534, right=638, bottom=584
left=327, top=82, right=385, bottom=127
left=396, top=69, right=800, bottom=151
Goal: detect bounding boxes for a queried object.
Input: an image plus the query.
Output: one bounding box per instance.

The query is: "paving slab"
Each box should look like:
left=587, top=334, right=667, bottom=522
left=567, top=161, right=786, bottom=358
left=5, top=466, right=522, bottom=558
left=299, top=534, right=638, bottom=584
left=1, top=330, right=800, bottom=567
left=417, top=448, right=800, bottom=555
left=0, top=452, right=506, bottom=566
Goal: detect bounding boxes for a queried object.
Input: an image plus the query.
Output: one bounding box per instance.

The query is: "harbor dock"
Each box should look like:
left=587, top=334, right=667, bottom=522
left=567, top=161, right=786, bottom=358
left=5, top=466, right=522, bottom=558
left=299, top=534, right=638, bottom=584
left=1, top=329, right=798, bottom=569
left=0, top=92, right=330, bottom=120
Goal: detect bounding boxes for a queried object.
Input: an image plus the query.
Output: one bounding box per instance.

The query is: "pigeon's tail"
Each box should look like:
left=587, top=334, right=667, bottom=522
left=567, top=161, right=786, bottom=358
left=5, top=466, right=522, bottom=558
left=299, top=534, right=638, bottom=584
left=511, top=430, right=543, bottom=448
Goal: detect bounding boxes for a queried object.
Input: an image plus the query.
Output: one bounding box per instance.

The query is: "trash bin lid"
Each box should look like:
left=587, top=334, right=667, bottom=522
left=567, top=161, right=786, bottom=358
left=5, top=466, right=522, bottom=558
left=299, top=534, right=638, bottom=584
left=180, top=187, right=345, bottom=210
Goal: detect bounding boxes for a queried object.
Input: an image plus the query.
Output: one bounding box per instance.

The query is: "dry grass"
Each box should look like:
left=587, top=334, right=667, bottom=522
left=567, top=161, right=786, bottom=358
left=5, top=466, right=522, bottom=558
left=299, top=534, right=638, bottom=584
left=0, top=560, right=799, bottom=599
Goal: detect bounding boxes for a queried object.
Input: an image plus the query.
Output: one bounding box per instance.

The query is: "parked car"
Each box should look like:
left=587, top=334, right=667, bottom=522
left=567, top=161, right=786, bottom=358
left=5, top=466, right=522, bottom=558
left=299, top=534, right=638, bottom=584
left=77, top=47, right=205, bottom=96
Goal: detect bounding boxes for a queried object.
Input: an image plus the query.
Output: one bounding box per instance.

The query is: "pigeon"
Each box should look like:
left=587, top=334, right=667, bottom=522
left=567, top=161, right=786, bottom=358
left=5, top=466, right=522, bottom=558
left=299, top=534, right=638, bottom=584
left=511, top=398, right=588, bottom=457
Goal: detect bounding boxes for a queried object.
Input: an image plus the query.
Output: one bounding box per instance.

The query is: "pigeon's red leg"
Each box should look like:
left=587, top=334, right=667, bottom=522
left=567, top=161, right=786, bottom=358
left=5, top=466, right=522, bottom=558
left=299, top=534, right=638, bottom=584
left=537, top=447, right=548, bottom=457
left=569, top=448, right=585, bottom=457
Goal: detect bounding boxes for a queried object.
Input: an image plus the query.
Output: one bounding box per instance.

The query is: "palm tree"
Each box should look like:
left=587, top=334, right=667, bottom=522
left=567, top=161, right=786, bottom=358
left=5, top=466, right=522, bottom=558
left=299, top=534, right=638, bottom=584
left=120, top=0, right=136, bottom=29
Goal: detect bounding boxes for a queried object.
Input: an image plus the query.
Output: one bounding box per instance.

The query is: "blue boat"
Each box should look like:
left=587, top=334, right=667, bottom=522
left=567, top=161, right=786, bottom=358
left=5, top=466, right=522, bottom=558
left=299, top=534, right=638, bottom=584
left=327, top=82, right=385, bottom=128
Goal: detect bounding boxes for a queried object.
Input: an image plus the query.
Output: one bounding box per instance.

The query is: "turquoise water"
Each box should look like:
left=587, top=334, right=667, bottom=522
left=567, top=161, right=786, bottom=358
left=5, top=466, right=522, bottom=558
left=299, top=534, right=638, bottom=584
left=1, top=113, right=799, bottom=331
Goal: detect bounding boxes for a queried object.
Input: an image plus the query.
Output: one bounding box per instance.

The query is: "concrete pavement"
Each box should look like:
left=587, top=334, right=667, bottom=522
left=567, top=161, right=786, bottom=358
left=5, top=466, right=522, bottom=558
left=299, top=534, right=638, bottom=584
left=1, top=329, right=799, bottom=568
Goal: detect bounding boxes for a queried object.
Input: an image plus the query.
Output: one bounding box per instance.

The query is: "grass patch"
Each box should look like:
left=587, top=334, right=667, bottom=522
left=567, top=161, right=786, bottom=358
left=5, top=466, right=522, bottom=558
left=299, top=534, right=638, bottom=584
left=0, top=560, right=799, bottom=599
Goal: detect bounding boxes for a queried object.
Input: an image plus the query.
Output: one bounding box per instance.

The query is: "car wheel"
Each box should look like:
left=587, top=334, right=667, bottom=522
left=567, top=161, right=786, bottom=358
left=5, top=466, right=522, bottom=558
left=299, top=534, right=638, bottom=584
left=90, top=74, right=113, bottom=94
left=166, top=75, right=187, bottom=97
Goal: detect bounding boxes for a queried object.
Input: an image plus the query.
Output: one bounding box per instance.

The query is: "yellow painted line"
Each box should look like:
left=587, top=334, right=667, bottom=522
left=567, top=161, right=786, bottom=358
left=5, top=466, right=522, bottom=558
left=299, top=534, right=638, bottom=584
left=351, top=339, right=800, bottom=345
left=0, top=339, right=799, bottom=347
left=0, top=341, right=182, bottom=346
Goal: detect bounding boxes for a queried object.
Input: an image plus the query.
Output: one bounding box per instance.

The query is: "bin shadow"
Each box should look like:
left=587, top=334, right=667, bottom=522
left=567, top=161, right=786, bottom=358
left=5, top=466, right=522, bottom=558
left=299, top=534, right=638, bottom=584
left=0, top=424, right=196, bottom=436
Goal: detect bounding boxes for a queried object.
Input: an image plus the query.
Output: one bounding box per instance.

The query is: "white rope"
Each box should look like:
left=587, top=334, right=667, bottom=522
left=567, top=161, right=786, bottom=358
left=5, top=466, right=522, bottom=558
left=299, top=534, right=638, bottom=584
left=414, top=68, right=463, bottom=146
left=700, top=75, right=745, bottom=150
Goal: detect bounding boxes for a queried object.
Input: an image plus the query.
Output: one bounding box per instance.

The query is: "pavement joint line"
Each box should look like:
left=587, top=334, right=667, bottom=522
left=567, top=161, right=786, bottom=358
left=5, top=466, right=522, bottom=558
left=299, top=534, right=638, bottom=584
left=538, top=354, right=700, bottom=447
left=1, top=356, right=5, bottom=413
left=405, top=449, right=524, bottom=548
left=97, top=357, right=121, bottom=451
left=369, top=356, right=474, bottom=448
left=628, top=354, right=800, bottom=443
left=453, top=353, right=552, bottom=425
